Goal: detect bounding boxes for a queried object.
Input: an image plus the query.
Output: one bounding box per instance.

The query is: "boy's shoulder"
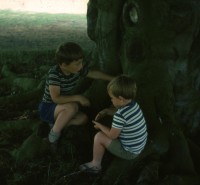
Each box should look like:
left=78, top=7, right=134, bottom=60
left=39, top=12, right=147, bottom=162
left=122, top=101, right=137, bottom=109
left=118, top=101, right=138, bottom=113
left=50, top=64, right=59, bottom=70
left=48, top=65, right=60, bottom=74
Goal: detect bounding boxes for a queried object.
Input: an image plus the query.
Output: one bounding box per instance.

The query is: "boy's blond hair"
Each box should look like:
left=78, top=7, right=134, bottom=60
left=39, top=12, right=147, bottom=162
left=107, top=75, right=137, bottom=99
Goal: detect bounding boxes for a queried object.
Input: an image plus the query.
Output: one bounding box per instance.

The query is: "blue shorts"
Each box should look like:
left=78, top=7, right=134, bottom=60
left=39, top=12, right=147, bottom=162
left=38, top=102, right=57, bottom=124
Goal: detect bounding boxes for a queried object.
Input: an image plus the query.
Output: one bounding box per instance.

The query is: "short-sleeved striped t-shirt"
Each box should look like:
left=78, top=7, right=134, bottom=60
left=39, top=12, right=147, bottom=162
left=42, top=65, right=88, bottom=103
left=112, top=101, right=147, bottom=154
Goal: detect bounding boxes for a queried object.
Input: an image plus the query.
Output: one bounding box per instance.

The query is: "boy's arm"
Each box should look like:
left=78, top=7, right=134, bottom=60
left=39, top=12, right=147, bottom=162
left=93, top=120, right=121, bottom=139
left=95, top=107, right=117, bottom=121
left=86, top=70, right=114, bottom=81
left=49, top=85, right=90, bottom=106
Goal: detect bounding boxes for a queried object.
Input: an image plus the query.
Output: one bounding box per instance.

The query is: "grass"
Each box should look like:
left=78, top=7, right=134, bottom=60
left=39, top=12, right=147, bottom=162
left=0, top=10, right=94, bottom=63
left=0, top=9, right=94, bottom=117
left=0, top=10, right=97, bottom=185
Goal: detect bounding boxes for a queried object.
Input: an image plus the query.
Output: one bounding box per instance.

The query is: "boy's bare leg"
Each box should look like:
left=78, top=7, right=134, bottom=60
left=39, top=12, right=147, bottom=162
left=49, top=102, right=87, bottom=143
left=53, top=102, right=79, bottom=133
left=68, top=112, right=88, bottom=126
left=86, top=131, right=112, bottom=168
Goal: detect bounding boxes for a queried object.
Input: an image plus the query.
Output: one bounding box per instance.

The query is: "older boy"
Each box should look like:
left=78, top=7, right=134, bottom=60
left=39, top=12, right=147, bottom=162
left=38, top=42, right=113, bottom=145
left=79, top=75, right=148, bottom=174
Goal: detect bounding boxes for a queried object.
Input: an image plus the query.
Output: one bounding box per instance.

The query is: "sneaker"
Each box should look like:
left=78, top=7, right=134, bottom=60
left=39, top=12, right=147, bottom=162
left=79, top=163, right=101, bottom=174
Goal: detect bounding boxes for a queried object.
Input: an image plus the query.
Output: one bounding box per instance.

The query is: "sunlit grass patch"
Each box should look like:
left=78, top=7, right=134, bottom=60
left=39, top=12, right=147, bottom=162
left=0, top=10, right=93, bottom=51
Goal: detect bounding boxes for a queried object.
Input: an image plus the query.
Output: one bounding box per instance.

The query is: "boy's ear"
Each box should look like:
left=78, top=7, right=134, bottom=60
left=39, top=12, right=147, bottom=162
left=118, top=96, right=125, bottom=101
left=59, top=63, right=64, bottom=67
left=62, top=63, right=67, bottom=66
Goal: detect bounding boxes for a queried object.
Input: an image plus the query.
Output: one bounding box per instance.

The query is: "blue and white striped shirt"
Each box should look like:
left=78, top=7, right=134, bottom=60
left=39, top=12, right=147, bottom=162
left=112, top=101, right=147, bottom=154
left=42, top=65, right=88, bottom=103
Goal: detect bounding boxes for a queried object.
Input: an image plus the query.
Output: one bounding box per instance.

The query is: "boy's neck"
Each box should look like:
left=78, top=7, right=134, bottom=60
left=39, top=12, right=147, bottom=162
left=59, top=65, right=71, bottom=76
left=121, top=99, right=132, bottom=107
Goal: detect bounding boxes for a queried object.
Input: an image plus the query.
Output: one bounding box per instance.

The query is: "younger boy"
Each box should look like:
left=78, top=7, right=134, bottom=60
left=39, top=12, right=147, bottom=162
left=38, top=42, right=113, bottom=145
left=79, top=75, right=148, bottom=174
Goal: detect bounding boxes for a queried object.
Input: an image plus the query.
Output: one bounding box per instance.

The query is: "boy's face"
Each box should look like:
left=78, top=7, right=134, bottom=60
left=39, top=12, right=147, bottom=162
left=108, top=90, right=123, bottom=108
left=61, top=59, right=83, bottom=74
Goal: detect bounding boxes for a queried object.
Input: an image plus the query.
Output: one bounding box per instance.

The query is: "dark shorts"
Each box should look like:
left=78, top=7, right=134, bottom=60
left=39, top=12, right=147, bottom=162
left=107, top=139, right=138, bottom=160
left=38, top=102, right=57, bottom=124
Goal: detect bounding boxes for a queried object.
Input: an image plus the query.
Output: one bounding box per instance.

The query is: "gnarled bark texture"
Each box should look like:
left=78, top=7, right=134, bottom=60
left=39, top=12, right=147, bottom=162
left=86, top=0, right=200, bottom=184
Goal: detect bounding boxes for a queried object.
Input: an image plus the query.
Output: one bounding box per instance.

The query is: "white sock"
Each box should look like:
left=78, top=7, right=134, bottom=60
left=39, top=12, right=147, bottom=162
left=48, top=129, right=60, bottom=143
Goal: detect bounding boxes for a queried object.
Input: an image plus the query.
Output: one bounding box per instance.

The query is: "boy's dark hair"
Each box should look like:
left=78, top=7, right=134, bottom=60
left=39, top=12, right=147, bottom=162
left=55, top=42, right=84, bottom=65
left=107, top=74, right=137, bottom=99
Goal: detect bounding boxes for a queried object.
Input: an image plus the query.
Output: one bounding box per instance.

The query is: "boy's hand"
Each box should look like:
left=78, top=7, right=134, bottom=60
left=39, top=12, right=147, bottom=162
left=95, top=109, right=108, bottom=121
left=95, top=107, right=117, bottom=121
left=78, top=95, right=90, bottom=107
left=92, top=120, right=101, bottom=130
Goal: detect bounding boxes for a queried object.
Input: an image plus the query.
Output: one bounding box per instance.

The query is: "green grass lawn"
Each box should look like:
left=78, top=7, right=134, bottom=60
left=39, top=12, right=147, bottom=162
left=0, top=10, right=97, bottom=185
left=0, top=10, right=94, bottom=64
left=0, top=9, right=95, bottom=113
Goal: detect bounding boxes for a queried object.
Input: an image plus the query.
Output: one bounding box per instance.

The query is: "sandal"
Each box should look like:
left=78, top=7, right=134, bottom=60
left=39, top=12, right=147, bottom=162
left=79, top=163, right=101, bottom=174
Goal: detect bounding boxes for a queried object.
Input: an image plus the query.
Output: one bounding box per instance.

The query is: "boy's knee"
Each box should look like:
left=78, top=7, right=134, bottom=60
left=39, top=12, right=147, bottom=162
left=81, top=113, right=88, bottom=125
left=63, top=103, right=79, bottom=114
left=94, top=131, right=105, bottom=141
left=94, top=131, right=111, bottom=147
